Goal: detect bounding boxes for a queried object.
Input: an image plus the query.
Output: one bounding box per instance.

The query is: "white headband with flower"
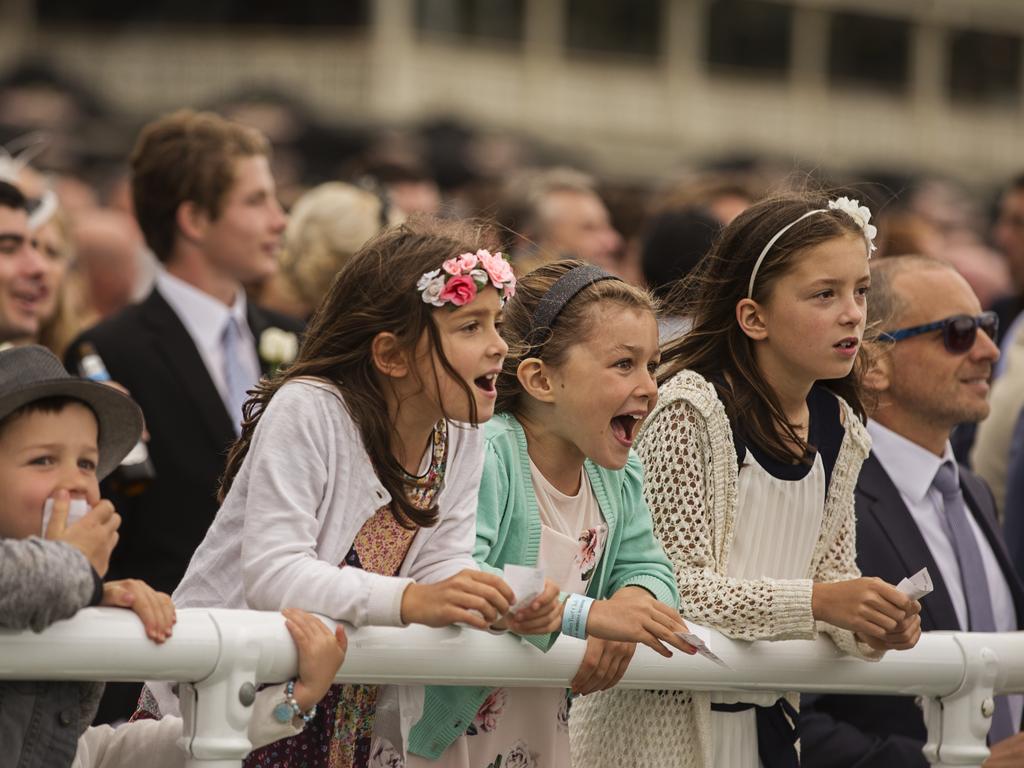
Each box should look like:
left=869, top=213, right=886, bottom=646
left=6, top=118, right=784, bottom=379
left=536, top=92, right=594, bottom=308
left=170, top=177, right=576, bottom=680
left=417, top=249, right=517, bottom=308
left=746, top=196, right=878, bottom=298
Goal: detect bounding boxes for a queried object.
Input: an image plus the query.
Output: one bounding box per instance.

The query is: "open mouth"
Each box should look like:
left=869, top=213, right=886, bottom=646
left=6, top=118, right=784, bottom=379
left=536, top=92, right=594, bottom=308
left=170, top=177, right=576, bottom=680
left=610, top=414, right=641, bottom=446
left=833, top=338, right=859, bottom=355
left=474, top=373, right=497, bottom=394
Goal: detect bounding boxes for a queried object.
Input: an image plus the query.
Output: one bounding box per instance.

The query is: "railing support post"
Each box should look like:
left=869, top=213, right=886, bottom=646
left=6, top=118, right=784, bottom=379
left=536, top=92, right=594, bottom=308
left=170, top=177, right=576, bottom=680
left=922, top=635, right=999, bottom=766
left=180, top=611, right=263, bottom=767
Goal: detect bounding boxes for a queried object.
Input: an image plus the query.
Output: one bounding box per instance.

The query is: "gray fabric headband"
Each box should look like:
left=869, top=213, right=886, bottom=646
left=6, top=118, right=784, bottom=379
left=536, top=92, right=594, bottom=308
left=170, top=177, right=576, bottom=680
left=526, top=264, right=619, bottom=355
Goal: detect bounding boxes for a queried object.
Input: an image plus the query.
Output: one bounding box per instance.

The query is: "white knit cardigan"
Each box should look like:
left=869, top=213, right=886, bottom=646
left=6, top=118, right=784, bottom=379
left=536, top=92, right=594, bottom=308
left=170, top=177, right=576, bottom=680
left=569, top=369, right=878, bottom=768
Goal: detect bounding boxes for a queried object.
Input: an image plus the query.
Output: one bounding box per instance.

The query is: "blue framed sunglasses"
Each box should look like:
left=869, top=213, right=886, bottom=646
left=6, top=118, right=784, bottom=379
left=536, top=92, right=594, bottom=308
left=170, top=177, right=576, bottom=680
left=878, top=311, right=998, bottom=354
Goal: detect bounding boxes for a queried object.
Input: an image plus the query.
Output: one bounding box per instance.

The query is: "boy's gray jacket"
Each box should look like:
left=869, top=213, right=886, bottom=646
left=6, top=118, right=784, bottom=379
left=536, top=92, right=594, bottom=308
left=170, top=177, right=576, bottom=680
left=0, top=537, right=105, bottom=767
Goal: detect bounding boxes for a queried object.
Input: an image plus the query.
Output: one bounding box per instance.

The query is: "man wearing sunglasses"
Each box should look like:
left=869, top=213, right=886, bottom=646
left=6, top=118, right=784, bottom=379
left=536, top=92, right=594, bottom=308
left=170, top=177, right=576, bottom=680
left=802, top=255, right=1024, bottom=768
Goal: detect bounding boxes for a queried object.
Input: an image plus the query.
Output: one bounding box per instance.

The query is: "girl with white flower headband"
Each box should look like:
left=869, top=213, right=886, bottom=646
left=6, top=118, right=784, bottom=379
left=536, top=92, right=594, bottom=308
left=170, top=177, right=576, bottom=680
left=569, top=196, right=923, bottom=768
left=137, top=218, right=552, bottom=768
left=401, top=259, right=696, bottom=768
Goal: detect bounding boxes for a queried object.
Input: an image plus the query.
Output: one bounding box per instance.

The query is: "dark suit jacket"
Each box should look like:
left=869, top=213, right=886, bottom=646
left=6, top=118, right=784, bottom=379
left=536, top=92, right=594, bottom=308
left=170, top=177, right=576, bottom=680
left=65, top=288, right=304, bottom=595
left=801, top=452, right=1024, bottom=768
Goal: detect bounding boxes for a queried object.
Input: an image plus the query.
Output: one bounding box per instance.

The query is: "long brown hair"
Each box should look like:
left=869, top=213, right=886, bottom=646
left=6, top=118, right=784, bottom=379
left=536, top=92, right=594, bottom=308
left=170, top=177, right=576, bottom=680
left=495, top=260, right=656, bottom=416
left=660, top=194, right=869, bottom=464
left=220, top=216, right=499, bottom=528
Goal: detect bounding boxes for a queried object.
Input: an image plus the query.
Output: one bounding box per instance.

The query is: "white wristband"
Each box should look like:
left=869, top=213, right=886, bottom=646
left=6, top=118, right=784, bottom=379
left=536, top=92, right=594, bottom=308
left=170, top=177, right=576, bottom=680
left=561, top=594, right=594, bottom=639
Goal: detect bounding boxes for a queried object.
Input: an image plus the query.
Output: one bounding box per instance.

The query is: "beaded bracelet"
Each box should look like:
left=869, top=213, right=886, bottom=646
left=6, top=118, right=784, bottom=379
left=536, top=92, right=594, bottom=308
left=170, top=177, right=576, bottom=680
left=272, top=679, right=318, bottom=725
left=561, top=593, right=594, bottom=639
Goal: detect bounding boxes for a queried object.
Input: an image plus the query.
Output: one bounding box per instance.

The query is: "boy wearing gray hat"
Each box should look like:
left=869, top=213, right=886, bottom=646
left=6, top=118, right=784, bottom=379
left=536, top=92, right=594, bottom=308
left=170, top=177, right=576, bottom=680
left=0, top=345, right=176, bottom=766
left=0, top=345, right=353, bottom=768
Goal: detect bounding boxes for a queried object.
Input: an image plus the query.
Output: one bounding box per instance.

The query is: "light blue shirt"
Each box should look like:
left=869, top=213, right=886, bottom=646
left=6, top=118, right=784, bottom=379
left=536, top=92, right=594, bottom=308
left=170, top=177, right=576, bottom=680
left=155, top=270, right=260, bottom=423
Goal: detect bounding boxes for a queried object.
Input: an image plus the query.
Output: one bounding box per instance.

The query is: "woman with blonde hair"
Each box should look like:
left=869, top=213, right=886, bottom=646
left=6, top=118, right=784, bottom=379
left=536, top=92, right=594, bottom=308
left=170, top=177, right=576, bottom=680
left=259, top=182, right=398, bottom=319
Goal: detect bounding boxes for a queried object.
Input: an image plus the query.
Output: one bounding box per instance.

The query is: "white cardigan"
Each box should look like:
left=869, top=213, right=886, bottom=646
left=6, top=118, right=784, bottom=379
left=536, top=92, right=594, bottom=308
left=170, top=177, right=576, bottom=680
left=172, top=377, right=482, bottom=622
left=74, top=685, right=299, bottom=768
left=157, top=378, right=485, bottom=747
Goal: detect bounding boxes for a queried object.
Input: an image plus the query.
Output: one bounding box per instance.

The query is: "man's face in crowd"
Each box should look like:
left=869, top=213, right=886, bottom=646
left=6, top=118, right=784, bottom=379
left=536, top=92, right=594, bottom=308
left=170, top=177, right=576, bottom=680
left=539, top=190, right=623, bottom=271
left=203, top=154, right=287, bottom=284
left=881, top=267, right=1000, bottom=432
left=0, top=205, right=46, bottom=342
left=993, top=187, right=1024, bottom=292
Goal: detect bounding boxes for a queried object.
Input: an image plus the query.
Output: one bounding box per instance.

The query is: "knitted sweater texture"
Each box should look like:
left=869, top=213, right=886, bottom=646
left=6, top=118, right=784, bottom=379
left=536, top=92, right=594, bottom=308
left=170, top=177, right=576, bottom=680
left=569, top=370, right=877, bottom=768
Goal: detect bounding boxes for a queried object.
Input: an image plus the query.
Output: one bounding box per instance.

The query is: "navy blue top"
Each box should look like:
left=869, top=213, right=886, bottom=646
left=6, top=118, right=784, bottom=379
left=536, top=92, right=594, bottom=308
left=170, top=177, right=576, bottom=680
left=727, top=384, right=845, bottom=492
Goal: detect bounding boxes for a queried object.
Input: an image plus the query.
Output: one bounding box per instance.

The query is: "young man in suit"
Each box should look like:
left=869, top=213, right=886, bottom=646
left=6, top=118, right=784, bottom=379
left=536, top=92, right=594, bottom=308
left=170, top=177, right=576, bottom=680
left=67, top=110, right=302, bottom=593
left=801, top=255, right=1024, bottom=767
left=65, top=110, right=302, bottom=720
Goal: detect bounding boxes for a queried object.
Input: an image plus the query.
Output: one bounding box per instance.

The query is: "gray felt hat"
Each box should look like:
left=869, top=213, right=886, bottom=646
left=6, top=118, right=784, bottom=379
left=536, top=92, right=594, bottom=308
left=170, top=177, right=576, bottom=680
left=0, top=345, right=144, bottom=479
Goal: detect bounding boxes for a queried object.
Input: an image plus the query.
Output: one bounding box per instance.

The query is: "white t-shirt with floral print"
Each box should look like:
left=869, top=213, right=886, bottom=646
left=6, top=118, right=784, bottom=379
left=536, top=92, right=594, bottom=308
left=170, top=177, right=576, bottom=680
left=400, top=461, right=607, bottom=768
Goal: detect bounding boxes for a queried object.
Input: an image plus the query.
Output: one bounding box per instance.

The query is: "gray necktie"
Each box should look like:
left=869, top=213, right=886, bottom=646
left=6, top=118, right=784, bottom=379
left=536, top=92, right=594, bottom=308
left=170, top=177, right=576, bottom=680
left=221, top=317, right=251, bottom=435
left=933, top=461, right=1016, bottom=742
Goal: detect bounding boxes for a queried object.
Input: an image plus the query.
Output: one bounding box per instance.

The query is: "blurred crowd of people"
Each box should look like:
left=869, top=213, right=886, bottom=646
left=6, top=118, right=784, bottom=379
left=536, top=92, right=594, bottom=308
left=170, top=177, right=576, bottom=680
left=2, top=61, right=1023, bottom=354
left=4, top=57, right=1024, bottom=768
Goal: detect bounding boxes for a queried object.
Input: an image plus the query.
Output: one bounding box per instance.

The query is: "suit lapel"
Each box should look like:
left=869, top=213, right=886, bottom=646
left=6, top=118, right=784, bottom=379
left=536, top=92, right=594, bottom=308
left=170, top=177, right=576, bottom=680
left=858, top=454, right=961, bottom=631
left=139, top=289, right=235, bottom=447
left=961, top=473, right=1024, bottom=629
left=247, top=303, right=276, bottom=377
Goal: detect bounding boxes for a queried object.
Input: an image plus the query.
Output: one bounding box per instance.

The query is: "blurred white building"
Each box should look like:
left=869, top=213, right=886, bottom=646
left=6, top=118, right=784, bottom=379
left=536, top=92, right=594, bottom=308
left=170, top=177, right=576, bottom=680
left=1, top=0, right=1022, bottom=183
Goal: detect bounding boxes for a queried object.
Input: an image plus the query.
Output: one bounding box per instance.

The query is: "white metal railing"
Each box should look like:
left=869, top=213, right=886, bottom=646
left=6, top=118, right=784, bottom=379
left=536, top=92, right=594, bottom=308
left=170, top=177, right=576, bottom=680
left=2, top=607, right=1023, bottom=767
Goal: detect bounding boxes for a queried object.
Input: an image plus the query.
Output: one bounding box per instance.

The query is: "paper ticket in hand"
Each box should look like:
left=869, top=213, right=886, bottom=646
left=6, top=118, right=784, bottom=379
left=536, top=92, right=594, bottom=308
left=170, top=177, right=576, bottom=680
left=504, top=564, right=546, bottom=613
left=676, top=622, right=730, bottom=668
left=896, top=567, right=934, bottom=601
left=41, top=498, right=91, bottom=537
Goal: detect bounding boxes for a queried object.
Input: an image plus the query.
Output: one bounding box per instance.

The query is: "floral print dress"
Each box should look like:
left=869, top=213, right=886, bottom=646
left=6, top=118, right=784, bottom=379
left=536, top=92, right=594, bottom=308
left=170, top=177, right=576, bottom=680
left=245, top=421, right=449, bottom=768
left=406, top=460, right=607, bottom=768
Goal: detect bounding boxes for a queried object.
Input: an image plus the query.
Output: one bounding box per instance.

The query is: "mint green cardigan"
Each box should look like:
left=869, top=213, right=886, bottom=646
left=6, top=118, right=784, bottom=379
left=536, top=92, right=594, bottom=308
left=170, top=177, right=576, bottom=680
left=407, top=412, right=679, bottom=759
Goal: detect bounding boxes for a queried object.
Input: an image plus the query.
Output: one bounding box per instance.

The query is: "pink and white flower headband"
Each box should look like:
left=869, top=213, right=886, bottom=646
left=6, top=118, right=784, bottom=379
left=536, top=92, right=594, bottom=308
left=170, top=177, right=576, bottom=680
left=417, top=249, right=517, bottom=308
left=746, top=197, right=877, bottom=298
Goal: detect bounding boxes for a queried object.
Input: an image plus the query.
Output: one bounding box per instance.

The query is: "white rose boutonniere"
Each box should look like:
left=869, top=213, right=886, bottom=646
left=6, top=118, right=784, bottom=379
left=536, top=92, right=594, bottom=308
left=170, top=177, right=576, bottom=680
left=259, top=327, right=299, bottom=375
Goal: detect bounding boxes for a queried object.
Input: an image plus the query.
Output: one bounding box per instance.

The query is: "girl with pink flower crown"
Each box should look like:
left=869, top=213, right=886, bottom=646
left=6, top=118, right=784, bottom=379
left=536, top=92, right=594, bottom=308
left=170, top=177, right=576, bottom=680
left=399, top=260, right=697, bottom=768
left=136, top=219, right=556, bottom=768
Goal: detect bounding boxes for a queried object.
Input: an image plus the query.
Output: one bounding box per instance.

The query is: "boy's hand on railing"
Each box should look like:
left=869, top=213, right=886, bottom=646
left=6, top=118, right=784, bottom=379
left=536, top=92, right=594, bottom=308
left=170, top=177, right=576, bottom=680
left=812, top=577, right=918, bottom=641
left=571, top=637, right=636, bottom=695
left=586, top=586, right=698, bottom=658
left=101, top=579, right=176, bottom=643
left=505, top=579, right=562, bottom=635
left=45, top=491, right=120, bottom=578
left=284, top=608, right=348, bottom=712
left=401, top=570, right=515, bottom=630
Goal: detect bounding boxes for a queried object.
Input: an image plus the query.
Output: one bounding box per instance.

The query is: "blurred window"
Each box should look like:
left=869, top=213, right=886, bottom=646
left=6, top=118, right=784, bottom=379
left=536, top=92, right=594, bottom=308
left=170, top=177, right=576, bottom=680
left=37, top=0, right=369, bottom=26
left=416, top=0, right=524, bottom=43
left=949, top=29, right=1021, bottom=106
left=707, top=0, right=792, bottom=77
left=829, top=12, right=910, bottom=92
left=565, top=0, right=662, bottom=59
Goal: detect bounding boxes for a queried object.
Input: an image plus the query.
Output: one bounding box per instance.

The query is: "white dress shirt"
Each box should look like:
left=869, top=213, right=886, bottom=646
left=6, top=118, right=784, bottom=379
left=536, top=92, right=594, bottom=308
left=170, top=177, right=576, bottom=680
left=155, top=269, right=261, bottom=422
left=868, top=420, right=1021, bottom=728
